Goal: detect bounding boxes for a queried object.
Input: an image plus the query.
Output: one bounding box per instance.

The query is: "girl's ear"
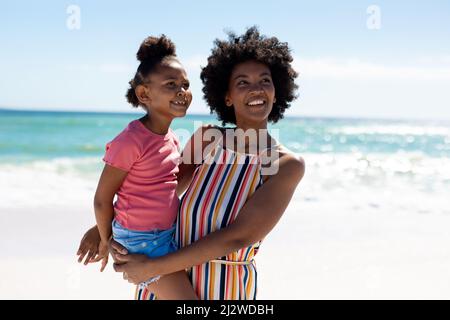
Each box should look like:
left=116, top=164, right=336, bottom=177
left=135, top=84, right=151, bottom=106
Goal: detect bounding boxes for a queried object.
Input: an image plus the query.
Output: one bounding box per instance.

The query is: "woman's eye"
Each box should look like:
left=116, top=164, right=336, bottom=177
left=237, top=80, right=247, bottom=85
left=166, top=82, right=176, bottom=87
left=182, top=82, right=190, bottom=89
left=262, top=78, right=272, bottom=83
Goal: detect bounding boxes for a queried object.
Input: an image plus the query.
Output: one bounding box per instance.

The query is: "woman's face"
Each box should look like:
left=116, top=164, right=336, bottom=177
left=225, top=60, right=275, bottom=126
left=141, top=58, right=192, bottom=118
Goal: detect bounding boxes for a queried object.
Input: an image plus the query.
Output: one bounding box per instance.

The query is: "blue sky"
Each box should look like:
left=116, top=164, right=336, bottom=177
left=1, top=0, right=449, bottom=120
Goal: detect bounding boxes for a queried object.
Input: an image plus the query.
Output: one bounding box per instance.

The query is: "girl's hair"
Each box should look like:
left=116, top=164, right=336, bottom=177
left=200, top=26, right=298, bottom=125
left=126, top=35, right=177, bottom=107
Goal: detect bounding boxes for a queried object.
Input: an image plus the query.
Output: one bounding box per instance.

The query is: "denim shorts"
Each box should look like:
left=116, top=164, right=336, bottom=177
left=112, top=219, right=177, bottom=258
left=112, top=219, right=177, bottom=288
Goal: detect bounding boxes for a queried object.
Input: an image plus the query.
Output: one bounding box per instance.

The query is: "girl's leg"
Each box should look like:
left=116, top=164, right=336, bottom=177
left=146, top=270, right=198, bottom=300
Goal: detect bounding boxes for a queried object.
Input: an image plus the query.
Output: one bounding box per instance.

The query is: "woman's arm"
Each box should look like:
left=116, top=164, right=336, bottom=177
left=114, top=154, right=305, bottom=283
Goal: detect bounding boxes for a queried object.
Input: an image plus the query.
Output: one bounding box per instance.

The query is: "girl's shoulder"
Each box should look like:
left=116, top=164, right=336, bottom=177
left=113, top=120, right=143, bottom=143
left=105, top=120, right=146, bottom=155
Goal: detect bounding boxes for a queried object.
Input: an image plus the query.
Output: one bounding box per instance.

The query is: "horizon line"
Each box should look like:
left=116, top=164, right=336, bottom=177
left=0, top=107, right=448, bottom=124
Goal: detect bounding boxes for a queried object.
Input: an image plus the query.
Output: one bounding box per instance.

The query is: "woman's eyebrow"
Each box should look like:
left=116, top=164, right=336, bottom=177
left=233, top=72, right=271, bottom=80
left=233, top=74, right=248, bottom=80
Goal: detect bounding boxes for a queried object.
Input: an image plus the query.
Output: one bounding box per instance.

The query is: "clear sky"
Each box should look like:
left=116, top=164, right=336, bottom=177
left=1, top=0, right=450, bottom=120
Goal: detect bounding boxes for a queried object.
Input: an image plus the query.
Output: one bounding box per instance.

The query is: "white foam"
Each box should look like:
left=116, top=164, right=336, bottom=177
left=0, top=158, right=100, bottom=208
left=329, top=125, right=450, bottom=136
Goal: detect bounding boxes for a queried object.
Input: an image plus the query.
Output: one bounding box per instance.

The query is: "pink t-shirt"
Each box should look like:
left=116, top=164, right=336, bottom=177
left=103, top=119, right=181, bottom=231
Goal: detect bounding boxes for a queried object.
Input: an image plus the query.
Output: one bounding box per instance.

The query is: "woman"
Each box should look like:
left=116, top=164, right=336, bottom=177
left=80, top=27, right=305, bottom=300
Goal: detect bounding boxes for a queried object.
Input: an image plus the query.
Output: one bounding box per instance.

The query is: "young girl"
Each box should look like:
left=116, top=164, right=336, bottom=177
left=77, top=35, right=197, bottom=299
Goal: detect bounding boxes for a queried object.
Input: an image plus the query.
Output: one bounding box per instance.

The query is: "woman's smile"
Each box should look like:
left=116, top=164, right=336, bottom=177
left=246, top=96, right=267, bottom=110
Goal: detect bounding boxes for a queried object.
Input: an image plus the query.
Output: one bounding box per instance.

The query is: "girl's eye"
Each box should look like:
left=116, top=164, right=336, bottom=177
left=182, top=82, right=190, bottom=89
left=262, top=78, right=272, bottom=83
left=166, top=82, right=177, bottom=87
left=237, top=80, right=248, bottom=86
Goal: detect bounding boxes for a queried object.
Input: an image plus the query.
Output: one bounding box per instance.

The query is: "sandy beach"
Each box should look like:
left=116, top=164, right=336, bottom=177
left=1, top=161, right=449, bottom=300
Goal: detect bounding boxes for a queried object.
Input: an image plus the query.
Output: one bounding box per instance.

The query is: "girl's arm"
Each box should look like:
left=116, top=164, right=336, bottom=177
left=176, top=124, right=217, bottom=197
left=176, top=162, right=196, bottom=197
left=77, top=164, right=127, bottom=271
left=114, top=154, right=305, bottom=283
left=94, top=164, right=128, bottom=245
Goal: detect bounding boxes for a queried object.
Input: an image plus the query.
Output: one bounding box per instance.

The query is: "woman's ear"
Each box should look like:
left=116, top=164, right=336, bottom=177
left=135, top=84, right=151, bottom=106
left=224, top=93, right=233, bottom=107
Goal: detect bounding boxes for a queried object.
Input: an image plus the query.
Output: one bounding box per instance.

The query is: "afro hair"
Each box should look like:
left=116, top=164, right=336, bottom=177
left=200, top=26, right=298, bottom=125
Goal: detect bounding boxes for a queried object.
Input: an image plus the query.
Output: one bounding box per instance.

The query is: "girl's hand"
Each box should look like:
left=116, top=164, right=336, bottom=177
left=95, top=240, right=110, bottom=272
left=113, top=254, right=156, bottom=285
left=77, top=225, right=108, bottom=271
left=77, top=225, right=100, bottom=265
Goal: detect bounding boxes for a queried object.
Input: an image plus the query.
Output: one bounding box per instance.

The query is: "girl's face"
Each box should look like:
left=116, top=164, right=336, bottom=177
left=225, top=60, right=275, bottom=126
left=140, top=58, right=192, bottom=118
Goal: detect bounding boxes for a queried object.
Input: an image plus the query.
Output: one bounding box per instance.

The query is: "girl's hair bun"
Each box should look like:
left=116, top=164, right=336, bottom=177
left=136, top=35, right=176, bottom=62
left=126, top=35, right=177, bottom=108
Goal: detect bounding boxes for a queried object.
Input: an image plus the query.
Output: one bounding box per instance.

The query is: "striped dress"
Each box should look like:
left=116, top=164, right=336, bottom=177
left=136, top=133, right=274, bottom=300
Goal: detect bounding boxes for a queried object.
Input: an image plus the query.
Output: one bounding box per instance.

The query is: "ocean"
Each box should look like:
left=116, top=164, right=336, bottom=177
left=0, top=109, right=449, bottom=213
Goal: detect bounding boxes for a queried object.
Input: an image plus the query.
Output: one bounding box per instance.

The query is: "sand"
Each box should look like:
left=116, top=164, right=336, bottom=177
left=1, top=164, right=449, bottom=299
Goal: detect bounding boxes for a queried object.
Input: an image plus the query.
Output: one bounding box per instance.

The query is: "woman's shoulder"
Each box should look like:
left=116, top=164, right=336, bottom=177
left=277, top=144, right=305, bottom=168
left=276, top=143, right=303, bottom=159
left=261, top=144, right=305, bottom=182
left=279, top=149, right=305, bottom=186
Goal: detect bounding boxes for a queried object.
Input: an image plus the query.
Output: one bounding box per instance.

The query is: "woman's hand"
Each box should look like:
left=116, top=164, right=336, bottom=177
left=113, top=254, right=157, bottom=285
left=108, top=239, right=128, bottom=263
left=109, top=239, right=157, bottom=284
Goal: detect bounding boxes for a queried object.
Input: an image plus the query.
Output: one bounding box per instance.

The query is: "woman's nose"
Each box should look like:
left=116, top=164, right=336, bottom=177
left=249, top=84, right=264, bottom=94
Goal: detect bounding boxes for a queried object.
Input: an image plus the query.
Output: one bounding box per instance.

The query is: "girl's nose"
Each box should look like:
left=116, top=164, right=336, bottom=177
left=177, top=87, right=189, bottom=97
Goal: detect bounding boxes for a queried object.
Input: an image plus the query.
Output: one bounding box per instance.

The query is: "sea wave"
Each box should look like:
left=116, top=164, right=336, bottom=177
left=0, top=153, right=447, bottom=214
